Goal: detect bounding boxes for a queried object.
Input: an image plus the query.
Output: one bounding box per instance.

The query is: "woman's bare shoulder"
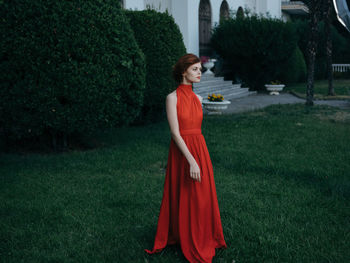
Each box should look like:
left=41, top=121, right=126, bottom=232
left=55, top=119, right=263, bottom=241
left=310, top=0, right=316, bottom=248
left=166, top=90, right=177, bottom=103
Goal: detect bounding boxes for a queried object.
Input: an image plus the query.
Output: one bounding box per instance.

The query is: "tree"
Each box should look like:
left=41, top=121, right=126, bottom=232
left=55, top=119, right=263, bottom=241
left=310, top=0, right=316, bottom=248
left=324, top=0, right=335, bottom=95
left=305, top=0, right=323, bottom=106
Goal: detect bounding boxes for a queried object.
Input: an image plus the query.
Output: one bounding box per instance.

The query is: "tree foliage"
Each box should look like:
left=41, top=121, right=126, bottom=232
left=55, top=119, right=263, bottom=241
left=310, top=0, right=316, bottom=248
left=0, top=0, right=146, bottom=146
left=211, top=15, right=298, bottom=90
left=293, top=19, right=350, bottom=79
left=125, top=9, right=186, bottom=122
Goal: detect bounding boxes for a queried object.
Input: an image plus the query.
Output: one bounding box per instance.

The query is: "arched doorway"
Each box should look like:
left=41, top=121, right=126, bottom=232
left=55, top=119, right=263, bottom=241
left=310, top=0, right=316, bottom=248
left=199, top=0, right=212, bottom=57
left=220, top=0, right=230, bottom=22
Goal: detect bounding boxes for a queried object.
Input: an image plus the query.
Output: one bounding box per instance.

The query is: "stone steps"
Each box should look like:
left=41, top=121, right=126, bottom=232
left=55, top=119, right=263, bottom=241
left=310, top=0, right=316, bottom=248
left=193, top=75, right=256, bottom=100
left=194, top=78, right=225, bottom=87
left=194, top=83, right=238, bottom=93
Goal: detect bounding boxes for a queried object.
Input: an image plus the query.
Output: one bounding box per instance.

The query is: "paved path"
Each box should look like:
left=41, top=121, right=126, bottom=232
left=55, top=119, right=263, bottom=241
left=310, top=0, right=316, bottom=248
left=222, top=93, right=350, bottom=114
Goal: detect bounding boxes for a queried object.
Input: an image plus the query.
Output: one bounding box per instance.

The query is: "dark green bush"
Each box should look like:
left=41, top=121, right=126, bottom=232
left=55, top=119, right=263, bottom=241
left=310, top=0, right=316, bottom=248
left=125, top=9, right=186, bottom=122
left=0, top=0, right=146, bottom=144
left=211, top=15, right=298, bottom=91
left=281, top=46, right=307, bottom=84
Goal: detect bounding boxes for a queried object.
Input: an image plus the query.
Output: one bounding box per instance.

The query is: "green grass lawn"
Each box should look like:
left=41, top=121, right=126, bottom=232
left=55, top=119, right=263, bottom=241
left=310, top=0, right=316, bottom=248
left=1, top=104, right=350, bottom=262
left=285, top=79, right=350, bottom=100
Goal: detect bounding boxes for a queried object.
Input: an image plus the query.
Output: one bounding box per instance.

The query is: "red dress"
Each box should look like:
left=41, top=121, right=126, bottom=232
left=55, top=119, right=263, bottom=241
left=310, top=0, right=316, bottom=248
left=145, top=84, right=227, bottom=263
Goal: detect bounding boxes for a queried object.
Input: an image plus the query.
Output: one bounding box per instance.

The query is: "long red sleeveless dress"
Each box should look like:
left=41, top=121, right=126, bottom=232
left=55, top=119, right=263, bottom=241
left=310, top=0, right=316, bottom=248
left=145, top=84, right=227, bottom=262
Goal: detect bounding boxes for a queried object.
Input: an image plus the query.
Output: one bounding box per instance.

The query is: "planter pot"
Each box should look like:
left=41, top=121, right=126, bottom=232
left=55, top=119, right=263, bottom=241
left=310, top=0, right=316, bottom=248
left=265, top=84, right=285, bottom=95
left=202, top=99, right=231, bottom=115
left=203, top=60, right=215, bottom=75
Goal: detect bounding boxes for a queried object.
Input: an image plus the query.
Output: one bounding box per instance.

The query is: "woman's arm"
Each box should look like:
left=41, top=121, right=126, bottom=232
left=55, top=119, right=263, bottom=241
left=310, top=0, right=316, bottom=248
left=166, top=93, right=201, bottom=182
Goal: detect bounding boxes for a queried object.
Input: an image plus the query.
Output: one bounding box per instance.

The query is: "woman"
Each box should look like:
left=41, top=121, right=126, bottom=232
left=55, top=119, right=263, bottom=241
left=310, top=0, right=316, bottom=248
left=145, top=54, right=227, bottom=262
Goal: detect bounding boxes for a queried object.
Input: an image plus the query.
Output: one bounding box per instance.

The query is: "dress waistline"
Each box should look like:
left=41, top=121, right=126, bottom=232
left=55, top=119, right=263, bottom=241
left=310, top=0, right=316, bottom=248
left=180, top=129, right=202, bottom=135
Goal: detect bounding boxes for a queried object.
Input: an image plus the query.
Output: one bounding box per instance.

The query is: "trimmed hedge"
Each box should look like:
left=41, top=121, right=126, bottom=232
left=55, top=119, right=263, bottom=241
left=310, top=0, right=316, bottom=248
left=0, top=0, right=146, bottom=144
left=211, top=15, right=298, bottom=91
left=125, top=10, right=186, bottom=122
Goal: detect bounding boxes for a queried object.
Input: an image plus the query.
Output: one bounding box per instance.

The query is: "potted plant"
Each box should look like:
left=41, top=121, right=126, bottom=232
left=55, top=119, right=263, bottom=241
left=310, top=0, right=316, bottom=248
left=200, top=56, right=216, bottom=75
left=202, top=93, right=231, bottom=114
left=264, top=80, right=285, bottom=95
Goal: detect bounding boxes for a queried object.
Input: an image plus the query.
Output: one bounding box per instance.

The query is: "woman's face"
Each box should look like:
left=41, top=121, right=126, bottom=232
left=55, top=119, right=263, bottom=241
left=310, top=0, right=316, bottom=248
left=182, top=62, right=202, bottom=84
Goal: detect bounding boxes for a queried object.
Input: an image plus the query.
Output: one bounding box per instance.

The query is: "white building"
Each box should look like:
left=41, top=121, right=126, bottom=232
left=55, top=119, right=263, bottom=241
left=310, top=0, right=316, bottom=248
left=120, top=0, right=308, bottom=56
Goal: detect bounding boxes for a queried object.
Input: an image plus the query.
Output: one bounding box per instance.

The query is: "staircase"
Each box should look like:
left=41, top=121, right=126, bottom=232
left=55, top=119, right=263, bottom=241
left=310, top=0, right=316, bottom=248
left=193, top=74, right=256, bottom=100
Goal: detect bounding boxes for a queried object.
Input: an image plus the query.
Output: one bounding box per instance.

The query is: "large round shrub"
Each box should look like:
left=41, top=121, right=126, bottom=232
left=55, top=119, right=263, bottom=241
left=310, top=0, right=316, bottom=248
left=0, top=0, right=146, bottom=143
left=125, top=10, right=186, bottom=121
left=211, top=15, right=298, bottom=91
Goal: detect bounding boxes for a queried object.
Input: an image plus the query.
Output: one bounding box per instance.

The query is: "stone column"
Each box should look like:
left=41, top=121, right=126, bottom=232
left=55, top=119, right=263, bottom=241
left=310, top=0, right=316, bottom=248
left=172, top=0, right=200, bottom=56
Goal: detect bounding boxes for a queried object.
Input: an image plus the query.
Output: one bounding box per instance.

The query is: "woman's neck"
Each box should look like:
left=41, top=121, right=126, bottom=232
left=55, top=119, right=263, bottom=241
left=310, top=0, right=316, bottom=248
left=181, top=79, right=192, bottom=85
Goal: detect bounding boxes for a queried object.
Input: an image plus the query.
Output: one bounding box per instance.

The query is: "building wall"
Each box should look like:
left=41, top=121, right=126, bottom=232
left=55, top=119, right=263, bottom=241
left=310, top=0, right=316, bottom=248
left=124, top=0, right=284, bottom=55
left=124, top=0, right=144, bottom=10
left=211, top=0, right=222, bottom=27
left=266, top=0, right=281, bottom=18
left=172, top=0, right=201, bottom=55
left=144, top=0, right=171, bottom=12
left=245, top=0, right=257, bottom=13
left=257, top=0, right=268, bottom=15
left=225, top=0, right=253, bottom=18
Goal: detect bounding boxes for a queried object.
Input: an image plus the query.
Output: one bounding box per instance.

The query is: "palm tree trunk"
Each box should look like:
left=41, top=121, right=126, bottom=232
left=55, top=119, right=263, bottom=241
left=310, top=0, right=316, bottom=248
left=306, top=17, right=318, bottom=105
left=306, top=0, right=322, bottom=106
left=325, top=0, right=334, bottom=95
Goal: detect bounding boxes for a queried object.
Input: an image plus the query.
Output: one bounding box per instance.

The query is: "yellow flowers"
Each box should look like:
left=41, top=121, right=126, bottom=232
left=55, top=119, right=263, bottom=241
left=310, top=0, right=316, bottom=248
left=208, top=93, right=224, bottom=102
left=270, top=80, right=281, bottom=85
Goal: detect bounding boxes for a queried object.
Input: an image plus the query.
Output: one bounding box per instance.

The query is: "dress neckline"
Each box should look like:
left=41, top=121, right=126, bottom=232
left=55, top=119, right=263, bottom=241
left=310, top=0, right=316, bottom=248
left=177, top=83, right=193, bottom=92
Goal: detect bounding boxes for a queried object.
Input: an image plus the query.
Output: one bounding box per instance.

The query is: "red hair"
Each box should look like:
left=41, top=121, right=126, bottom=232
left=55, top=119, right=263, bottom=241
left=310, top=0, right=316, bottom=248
left=172, top=53, right=201, bottom=85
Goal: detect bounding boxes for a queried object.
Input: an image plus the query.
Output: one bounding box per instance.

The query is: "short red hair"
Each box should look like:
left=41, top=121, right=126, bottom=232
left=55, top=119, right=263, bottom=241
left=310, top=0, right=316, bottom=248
left=172, top=53, right=201, bottom=85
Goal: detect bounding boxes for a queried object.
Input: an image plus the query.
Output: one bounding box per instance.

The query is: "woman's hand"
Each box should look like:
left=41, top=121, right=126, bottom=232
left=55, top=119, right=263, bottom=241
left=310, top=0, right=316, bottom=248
left=190, top=161, right=201, bottom=182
